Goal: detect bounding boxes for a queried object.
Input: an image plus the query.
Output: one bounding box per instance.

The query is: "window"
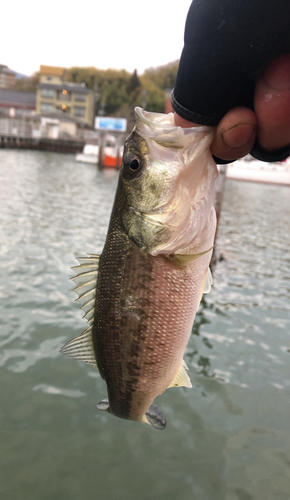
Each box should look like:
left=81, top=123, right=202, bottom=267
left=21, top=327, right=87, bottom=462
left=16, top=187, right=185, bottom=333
left=74, top=106, right=85, bottom=117
left=56, top=105, right=71, bottom=113
left=57, top=89, right=71, bottom=101
left=74, top=93, right=86, bottom=102
left=40, top=102, right=54, bottom=112
left=41, top=88, right=55, bottom=98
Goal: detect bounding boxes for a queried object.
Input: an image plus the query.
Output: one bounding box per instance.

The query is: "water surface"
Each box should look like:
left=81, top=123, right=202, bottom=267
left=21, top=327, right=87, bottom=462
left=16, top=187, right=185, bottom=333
left=0, top=150, right=290, bottom=500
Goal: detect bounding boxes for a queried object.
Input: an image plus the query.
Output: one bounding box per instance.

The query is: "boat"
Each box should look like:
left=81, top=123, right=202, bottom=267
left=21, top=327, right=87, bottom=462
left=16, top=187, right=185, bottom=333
left=226, top=157, right=290, bottom=186
left=76, top=134, right=123, bottom=168
left=76, top=144, right=99, bottom=164
left=103, top=139, right=123, bottom=168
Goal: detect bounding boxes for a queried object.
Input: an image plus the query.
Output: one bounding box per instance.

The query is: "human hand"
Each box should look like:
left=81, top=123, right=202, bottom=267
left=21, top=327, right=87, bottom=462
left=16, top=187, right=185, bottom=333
left=174, top=54, right=290, bottom=162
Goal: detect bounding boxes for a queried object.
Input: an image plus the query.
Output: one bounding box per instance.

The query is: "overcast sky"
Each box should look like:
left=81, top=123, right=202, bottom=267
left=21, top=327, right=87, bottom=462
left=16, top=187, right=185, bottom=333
left=1, top=0, right=192, bottom=76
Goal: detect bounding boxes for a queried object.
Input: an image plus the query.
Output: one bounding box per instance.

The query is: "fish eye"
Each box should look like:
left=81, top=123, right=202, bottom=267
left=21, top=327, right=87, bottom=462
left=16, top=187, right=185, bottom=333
left=122, top=154, right=144, bottom=180
left=129, top=158, right=140, bottom=171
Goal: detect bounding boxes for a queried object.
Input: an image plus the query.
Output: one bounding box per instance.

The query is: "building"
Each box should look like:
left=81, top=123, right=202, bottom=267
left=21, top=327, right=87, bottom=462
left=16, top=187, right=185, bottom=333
left=0, top=65, right=15, bottom=89
left=0, top=111, right=92, bottom=141
left=36, top=65, right=95, bottom=127
left=0, top=88, right=36, bottom=117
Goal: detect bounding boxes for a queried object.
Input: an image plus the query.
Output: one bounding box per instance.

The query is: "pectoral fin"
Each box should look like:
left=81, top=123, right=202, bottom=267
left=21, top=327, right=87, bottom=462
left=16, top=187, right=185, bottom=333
left=169, top=246, right=214, bottom=268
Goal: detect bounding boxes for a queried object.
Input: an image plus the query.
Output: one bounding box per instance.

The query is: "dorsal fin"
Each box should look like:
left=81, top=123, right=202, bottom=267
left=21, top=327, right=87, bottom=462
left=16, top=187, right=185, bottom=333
left=70, top=254, right=100, bottom=325
left=60, top=326, right=98, bottom=369
left=60, top=254, right=100, bottom=367
left=168, top=362, right=192, bottom=389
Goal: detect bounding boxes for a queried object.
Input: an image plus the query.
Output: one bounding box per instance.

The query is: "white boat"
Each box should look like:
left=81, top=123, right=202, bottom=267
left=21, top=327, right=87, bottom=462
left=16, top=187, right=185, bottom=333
left=226, top=158, right=290, bottom=186
left=75, top=134, right=123, bottom=168
left=76, top=144, right=99, bottom=164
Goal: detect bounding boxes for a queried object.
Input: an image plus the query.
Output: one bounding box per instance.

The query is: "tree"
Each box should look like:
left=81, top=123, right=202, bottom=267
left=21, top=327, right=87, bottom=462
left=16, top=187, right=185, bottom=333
left=144, top=60, right=179, bottom=90
left=64, top=61, right=177, bottom=117
left=14, top=72, right=40, bottom=92
left=126, top=69, right=141, bottom=104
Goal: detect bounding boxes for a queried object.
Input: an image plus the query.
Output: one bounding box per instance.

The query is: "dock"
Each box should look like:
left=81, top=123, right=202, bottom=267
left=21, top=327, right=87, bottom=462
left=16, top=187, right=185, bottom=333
left=0, top=135, right=85, bottom=153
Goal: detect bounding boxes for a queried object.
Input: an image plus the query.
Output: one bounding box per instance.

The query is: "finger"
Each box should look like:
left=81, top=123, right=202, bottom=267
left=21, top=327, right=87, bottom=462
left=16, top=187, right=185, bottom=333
left=255, top=54, right=290, bottom=151
left=211, top=107, right=257, bottom=161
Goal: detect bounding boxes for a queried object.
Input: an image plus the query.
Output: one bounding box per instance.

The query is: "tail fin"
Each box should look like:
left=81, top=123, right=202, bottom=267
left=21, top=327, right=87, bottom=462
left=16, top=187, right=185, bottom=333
left=143, top=402, right=166, bottom=430
left=97, top=399, right=166, bottom=430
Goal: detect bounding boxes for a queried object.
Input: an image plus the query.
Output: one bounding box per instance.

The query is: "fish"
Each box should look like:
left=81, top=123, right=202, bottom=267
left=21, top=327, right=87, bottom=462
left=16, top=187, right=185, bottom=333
left=61, top=107, right=218, bottom=430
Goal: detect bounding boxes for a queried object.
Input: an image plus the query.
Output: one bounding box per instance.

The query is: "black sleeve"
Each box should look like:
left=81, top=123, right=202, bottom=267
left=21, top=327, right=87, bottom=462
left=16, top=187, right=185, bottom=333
left=171, top=0, right=290, bottom=162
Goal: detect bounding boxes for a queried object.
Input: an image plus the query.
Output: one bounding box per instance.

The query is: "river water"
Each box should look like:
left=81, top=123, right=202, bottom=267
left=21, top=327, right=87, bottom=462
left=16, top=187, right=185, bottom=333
left=0, top=150, right=290, bottom=500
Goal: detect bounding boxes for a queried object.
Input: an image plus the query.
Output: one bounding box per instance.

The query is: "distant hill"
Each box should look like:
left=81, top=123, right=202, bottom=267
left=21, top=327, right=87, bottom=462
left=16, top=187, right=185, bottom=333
left=9, top=69, right=28, bottom=80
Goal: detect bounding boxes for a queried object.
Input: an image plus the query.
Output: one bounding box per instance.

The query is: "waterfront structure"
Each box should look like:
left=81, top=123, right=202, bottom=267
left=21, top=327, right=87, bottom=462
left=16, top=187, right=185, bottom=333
left=0, top=110, right=91, bottom=141
left=0, top=89, right=36, bottom=117
left=0, top=65, right=15, bottom=89
left=36, top=66, right=94, bottom=126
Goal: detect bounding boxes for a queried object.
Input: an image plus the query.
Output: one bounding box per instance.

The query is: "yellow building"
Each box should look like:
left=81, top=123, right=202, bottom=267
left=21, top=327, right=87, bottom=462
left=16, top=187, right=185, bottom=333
left=36, top=65, right=94, bottom=126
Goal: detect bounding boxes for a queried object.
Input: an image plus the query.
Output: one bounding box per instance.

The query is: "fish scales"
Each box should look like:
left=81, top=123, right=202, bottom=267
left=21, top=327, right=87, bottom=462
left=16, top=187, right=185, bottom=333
left=95, top=217, right=208, bottom=421
left=61, top=107, right=218, bottom=429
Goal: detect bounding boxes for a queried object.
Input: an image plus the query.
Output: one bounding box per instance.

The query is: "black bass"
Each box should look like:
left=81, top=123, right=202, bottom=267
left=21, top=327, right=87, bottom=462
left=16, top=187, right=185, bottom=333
left=61, top=108, right=218, bottom=430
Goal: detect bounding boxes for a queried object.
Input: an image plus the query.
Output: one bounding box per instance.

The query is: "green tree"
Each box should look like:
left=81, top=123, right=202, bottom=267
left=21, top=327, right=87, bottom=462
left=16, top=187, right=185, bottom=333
left=144, top=60, right=179, bottom=90
left=65, top=63, right=175, bottom=117
left=139, top=75, right=165, bottom=112
left=14, top=72, right=40, bottom=92
left=126, top=69, right=141, bottom=104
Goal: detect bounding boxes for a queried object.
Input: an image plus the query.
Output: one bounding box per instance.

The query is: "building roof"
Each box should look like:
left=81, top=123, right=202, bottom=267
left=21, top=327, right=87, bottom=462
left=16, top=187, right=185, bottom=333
left=40, top=65, right=64, bottom=76
left=0, top=88, right=36, bottom=106
left=37, top=82, right=91, bottom=94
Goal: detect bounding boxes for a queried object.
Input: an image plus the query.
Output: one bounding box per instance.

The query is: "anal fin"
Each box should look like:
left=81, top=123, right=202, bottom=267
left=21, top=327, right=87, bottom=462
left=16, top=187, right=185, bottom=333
left=168, top=362, right=192, bottom=389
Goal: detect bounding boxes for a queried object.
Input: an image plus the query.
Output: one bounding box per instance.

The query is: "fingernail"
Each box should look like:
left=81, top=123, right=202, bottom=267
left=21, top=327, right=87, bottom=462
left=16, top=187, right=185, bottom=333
left=263, top=54, right=290, bottom=91
left=222, top=124, right=256, bottom=149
